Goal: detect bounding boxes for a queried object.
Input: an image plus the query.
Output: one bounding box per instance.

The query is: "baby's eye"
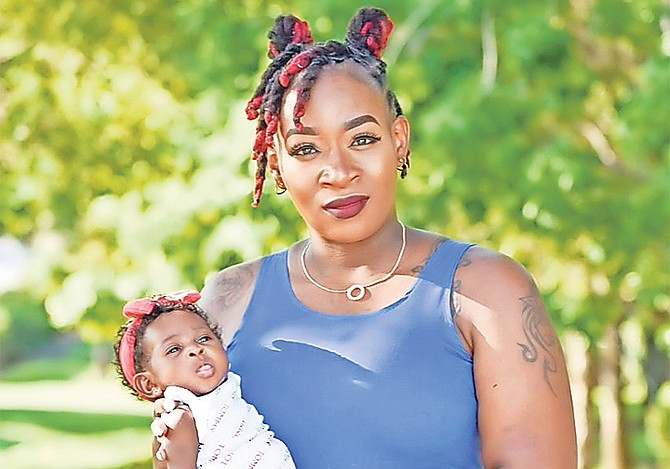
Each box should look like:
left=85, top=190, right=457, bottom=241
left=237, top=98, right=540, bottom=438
left=351, top=134, right=381, bottom=147
left=166, top=345, right=181, bottom=355
left=197, top=335, right=211, bottom=344
left=288, top=143, right=318, bottom=157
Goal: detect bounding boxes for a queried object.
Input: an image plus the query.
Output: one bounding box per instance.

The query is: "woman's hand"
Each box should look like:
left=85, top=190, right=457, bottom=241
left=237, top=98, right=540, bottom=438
left=151, top=397, right=198, bottom=469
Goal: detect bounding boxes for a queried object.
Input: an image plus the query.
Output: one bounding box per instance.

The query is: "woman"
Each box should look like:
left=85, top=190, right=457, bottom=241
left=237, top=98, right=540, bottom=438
left=152, top=7, right=577, bottom=469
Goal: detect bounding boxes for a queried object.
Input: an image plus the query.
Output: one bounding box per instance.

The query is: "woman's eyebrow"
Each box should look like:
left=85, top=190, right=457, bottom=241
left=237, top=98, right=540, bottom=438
left=343, top=114, right=379, bottom=130
left=285, top=114, right=380, bottom=139
left=286, top=126, right=317, bottom=139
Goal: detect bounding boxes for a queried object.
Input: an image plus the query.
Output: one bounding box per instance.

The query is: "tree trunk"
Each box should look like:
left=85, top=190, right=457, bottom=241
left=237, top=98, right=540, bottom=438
left=597, top=323, right=625, bottom=469
left=563, top=330, right=589, bottom=469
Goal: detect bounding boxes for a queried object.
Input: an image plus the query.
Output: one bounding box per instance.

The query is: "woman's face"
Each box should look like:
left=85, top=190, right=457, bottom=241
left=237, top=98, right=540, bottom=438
left=273, top=64, right=409, bottom=243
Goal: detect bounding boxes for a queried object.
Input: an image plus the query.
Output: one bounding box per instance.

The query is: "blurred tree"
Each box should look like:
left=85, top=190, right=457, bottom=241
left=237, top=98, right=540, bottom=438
left=0, top=0, right=667, bottom=467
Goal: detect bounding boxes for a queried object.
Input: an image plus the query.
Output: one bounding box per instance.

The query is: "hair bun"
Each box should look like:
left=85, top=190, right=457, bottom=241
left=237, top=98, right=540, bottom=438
left=345, top=7, right=394, bottom=59
left=268, top=15, right=313, bottom=59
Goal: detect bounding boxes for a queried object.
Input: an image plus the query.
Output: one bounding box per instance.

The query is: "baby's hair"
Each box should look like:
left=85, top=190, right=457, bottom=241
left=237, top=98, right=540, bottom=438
left=245, top=7, right=403, bottom=206
left=113, top=302, right=222, bottom=400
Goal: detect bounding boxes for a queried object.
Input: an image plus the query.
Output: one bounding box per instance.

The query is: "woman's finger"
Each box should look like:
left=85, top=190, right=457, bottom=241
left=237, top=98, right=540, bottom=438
left=163, top=398, right=177, bottom=413
left=153, top=397, right=166, bottom=417
left=155, top=443, right=167, bottom=462
left=151, top=418, right=167, bottom=438
left=159, top=405, right=191, bottom=430
left=152, top=397, right=178, bottom=417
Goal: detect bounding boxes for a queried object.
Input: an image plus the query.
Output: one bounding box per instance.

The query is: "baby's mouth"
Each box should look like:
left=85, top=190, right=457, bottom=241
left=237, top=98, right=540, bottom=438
left=196, top=363, right=215, bottom=378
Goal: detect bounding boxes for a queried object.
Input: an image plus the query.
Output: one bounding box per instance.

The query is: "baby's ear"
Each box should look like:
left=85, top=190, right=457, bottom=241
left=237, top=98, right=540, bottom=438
left=133, top=372, right=163, bottom=401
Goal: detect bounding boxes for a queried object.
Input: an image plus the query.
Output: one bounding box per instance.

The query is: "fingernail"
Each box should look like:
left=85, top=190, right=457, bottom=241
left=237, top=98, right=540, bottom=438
left=150, top=421, right=162, bottom=437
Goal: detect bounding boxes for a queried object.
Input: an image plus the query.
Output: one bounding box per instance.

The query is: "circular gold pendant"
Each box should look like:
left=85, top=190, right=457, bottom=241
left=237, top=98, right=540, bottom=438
left=346, top=284, right=366, bottom=301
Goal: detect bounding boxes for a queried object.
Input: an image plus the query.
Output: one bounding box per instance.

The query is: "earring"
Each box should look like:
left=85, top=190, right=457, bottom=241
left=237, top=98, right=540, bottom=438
left=273, top=171, right=287, bottom=195
left=397, top=151, right=410, bottom=179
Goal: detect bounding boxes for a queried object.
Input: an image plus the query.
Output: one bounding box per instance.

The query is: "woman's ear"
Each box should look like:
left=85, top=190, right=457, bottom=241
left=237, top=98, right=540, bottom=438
left=267, top=144, right=287, bottom=193
left=133, top=372, right=163, bottom=400
left=392, top=115, right=410, bottom=161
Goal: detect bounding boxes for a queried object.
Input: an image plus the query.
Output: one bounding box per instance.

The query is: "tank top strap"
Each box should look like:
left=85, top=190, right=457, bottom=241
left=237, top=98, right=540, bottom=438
left=418, top=238, right=475, bottom=289
left=259, top=249, right=288, bottom=279
left=255, top=248, right=292, bottom=302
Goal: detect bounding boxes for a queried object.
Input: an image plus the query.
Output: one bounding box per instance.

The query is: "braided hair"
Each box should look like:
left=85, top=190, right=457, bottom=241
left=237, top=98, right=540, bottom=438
left=245, top=7, right=404, bottom=206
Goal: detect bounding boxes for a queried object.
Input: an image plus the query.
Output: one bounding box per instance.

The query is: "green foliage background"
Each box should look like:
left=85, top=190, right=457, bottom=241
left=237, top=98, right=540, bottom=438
left=1, top=0, right=668, bottom=467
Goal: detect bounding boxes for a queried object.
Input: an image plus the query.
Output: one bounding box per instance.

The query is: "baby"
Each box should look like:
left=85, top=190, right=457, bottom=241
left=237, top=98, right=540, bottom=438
left=114, top=289, right=295, bottom=468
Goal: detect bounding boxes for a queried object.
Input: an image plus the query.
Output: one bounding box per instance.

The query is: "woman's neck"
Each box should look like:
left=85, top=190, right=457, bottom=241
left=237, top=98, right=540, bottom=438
left=303, top=220, right=406, bottom=279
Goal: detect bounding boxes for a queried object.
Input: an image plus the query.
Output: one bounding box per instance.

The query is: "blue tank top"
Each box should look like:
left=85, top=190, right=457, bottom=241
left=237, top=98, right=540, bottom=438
left=227, top=239, right=482, bottom=469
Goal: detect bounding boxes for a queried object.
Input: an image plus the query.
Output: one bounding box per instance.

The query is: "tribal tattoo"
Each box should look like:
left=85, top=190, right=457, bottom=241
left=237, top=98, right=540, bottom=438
left=516, top=289, right=559, bottom=396
left=411, top=238, right=447, bottom=276
left=451, top=250, right=472, bottom=317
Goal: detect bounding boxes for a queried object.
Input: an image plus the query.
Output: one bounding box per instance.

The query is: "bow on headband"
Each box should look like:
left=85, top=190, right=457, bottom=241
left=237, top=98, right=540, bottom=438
left=118, top=289, right=201, bottom=387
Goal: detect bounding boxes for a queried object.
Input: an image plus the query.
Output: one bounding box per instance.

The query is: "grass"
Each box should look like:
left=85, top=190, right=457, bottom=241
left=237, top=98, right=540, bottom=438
left=1, top=340, right=91, bottom=383
left=0, top=339, right=155, bottom=469
left=0, top=355, right=93, bottom=382
left=0, top=409, right=154, bottom=469
left=0, top=391, right=155, bottom=469
left=0, top=409, right=150, bottom=434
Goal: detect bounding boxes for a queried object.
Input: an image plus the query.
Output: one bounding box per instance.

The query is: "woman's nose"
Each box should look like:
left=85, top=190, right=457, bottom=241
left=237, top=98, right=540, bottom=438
left=320, top=148, right=357, bottom=186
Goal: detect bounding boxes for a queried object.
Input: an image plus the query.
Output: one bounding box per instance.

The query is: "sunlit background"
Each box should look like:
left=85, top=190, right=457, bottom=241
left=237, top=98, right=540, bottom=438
left=1, top=0, right=668, bottom=468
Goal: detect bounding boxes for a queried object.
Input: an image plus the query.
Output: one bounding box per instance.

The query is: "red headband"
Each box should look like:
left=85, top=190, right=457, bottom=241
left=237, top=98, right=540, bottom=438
left=118, top=289, right=201, bottom=386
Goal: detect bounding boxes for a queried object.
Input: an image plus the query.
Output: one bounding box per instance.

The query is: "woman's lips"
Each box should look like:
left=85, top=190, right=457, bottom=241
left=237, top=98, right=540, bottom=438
left=324, top=195, right=369, bottom=219
left=196, top=363, right=215, bottom=378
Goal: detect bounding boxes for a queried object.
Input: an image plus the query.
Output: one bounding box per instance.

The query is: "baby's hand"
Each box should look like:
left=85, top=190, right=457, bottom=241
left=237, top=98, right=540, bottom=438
left=151, top=397, right=180, bottom=442
left=151, top=397, right=198, bottom=467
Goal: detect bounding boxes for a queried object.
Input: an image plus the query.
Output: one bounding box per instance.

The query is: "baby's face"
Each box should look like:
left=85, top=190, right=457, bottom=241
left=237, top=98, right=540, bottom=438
left=142, top=309, right=229, bottom=396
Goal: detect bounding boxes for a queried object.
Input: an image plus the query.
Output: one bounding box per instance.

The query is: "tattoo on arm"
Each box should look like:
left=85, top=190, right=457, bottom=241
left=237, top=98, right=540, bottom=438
left=451, top=250, right=472, bottom=316
left=410, top=238, right=447, bottom=275
left=516, top=289, right=558, bottom=396
left=457, top=251, right=472, bottom=269
left=452, top=279, right=462, bottom=315
left=210, top=265, right=253, bottom=314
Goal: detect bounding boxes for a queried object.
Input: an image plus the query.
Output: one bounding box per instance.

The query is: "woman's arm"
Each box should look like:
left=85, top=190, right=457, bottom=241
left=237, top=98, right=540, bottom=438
left=151, top=401, right=198, bottom=469
left=199, top=259, right=261, bottom=345
left=454, top=247, right=577, bottom=469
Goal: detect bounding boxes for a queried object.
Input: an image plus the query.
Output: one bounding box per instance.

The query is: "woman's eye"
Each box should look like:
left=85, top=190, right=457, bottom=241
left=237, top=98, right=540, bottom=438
left=351, top=134, right=381, bottom=147
left=288, top=143, right=318, bottom=157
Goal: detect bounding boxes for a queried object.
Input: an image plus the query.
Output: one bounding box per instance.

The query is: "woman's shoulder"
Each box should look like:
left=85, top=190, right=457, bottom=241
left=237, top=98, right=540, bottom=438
left=198, top=257, right=264, bottom=345
left=407, top=230, right=530, bottom=288
left=452, top=244, right=546, bottom=352
left=456, top=245, right=534, bottom=297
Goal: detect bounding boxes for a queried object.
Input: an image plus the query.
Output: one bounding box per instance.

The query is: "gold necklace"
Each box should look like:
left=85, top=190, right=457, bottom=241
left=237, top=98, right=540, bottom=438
left=300, top=223, right=406, bottom=301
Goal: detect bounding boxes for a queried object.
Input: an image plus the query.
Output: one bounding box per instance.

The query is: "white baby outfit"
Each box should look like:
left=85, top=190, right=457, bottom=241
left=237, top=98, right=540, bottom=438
left=164, top=372, right=295, bottom=468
